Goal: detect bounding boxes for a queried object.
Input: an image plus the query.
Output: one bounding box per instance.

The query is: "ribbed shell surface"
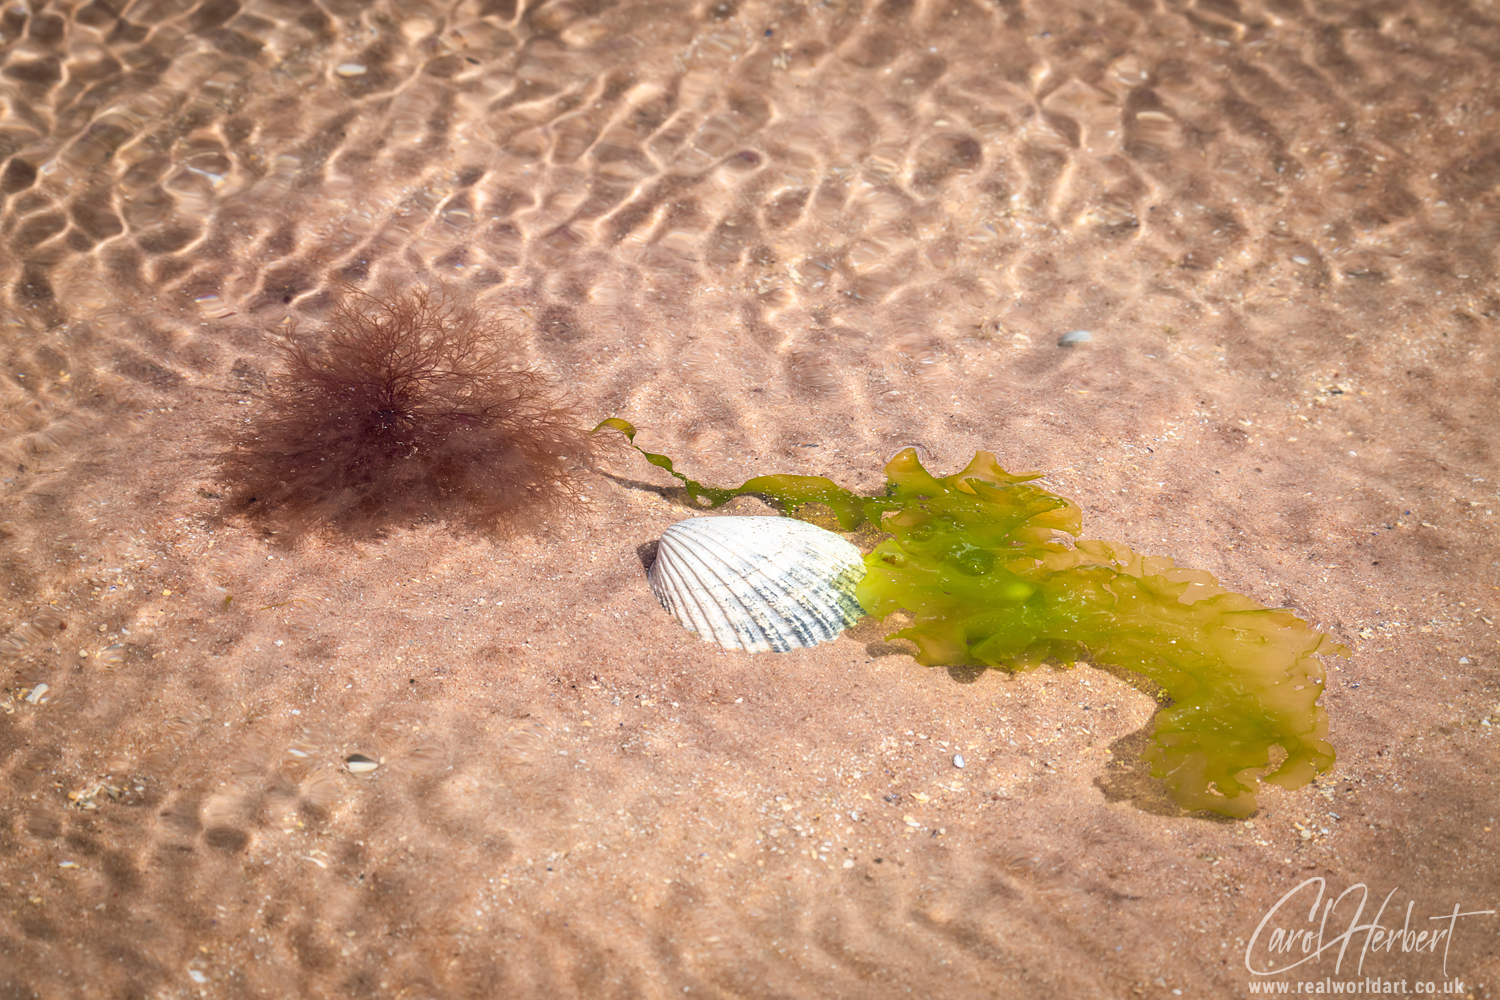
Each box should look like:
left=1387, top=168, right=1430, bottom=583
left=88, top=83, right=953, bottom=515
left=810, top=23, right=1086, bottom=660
left=649, top=516, right=867, bottom=653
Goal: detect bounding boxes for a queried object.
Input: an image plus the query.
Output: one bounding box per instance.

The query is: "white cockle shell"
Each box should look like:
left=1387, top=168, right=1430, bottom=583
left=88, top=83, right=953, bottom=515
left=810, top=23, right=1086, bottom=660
left=649, top=516, right=866, bottom=653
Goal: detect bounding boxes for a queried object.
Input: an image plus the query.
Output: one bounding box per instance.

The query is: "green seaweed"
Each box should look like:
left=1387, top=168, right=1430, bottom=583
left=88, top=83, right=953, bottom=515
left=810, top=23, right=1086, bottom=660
left=596, top=419, right=1347, bottom=817
left=593, top=417, right=875, bottom=528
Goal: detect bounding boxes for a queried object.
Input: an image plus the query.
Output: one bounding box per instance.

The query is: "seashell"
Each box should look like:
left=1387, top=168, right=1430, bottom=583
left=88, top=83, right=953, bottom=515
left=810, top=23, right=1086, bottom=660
left=345, top=754, right=379, bottom=774
left=649, top=516, right=866, bottom=653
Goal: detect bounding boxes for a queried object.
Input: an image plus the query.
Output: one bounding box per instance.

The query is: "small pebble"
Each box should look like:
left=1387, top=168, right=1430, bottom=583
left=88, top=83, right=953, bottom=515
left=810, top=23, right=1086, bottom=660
left=335, top=63, right=367, bottom=77
left=346, top=754, right=379, bottom=774
left=24, top=683, right=48, bottom=704
left=188, top=970, right=207, bottom=984
left=1058, top=330, right=1092, bottom=346
left=953, top=754, right=966, bottom=769
left=1292, top=255, right=1311, bottom=265
left=401, top=16, right=435, bottom=41
left=1459, top=656, right=1470, bottom=664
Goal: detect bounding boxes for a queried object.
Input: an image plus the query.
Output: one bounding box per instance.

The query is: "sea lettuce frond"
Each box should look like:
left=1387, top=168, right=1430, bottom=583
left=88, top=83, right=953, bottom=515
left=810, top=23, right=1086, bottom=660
left=597, top=422, right=1347, bottom=816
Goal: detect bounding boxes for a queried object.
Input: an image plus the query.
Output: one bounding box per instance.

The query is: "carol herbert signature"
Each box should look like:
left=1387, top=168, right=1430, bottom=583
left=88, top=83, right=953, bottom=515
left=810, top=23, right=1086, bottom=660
left=1245, top=878, right=1496, bottom=978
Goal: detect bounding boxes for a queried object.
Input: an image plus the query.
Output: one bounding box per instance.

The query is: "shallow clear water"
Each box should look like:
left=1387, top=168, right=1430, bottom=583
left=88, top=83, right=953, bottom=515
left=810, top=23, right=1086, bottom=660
left=2, top=0, right=1498, bottom=996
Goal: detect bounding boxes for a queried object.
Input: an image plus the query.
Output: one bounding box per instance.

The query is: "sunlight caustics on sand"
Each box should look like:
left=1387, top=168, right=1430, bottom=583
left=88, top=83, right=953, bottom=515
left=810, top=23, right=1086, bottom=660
left=1, top=0, right=1498, bottom=995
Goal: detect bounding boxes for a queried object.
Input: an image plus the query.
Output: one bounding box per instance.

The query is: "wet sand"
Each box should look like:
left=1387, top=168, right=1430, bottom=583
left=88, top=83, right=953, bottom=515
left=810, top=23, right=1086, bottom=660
left=1, top=0, right=1498, bottom=997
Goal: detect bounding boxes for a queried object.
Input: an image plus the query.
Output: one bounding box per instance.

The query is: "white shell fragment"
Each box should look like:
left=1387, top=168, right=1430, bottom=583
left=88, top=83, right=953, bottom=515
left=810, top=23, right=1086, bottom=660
left=345, top=754, right=379, bottom=774
left=650, top=516, right=866, bottom=653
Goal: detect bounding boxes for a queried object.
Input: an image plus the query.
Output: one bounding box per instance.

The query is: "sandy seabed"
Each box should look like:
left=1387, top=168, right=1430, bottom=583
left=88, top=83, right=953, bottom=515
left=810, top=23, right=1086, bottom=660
left=1, top=0, right=1498, bottom=997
